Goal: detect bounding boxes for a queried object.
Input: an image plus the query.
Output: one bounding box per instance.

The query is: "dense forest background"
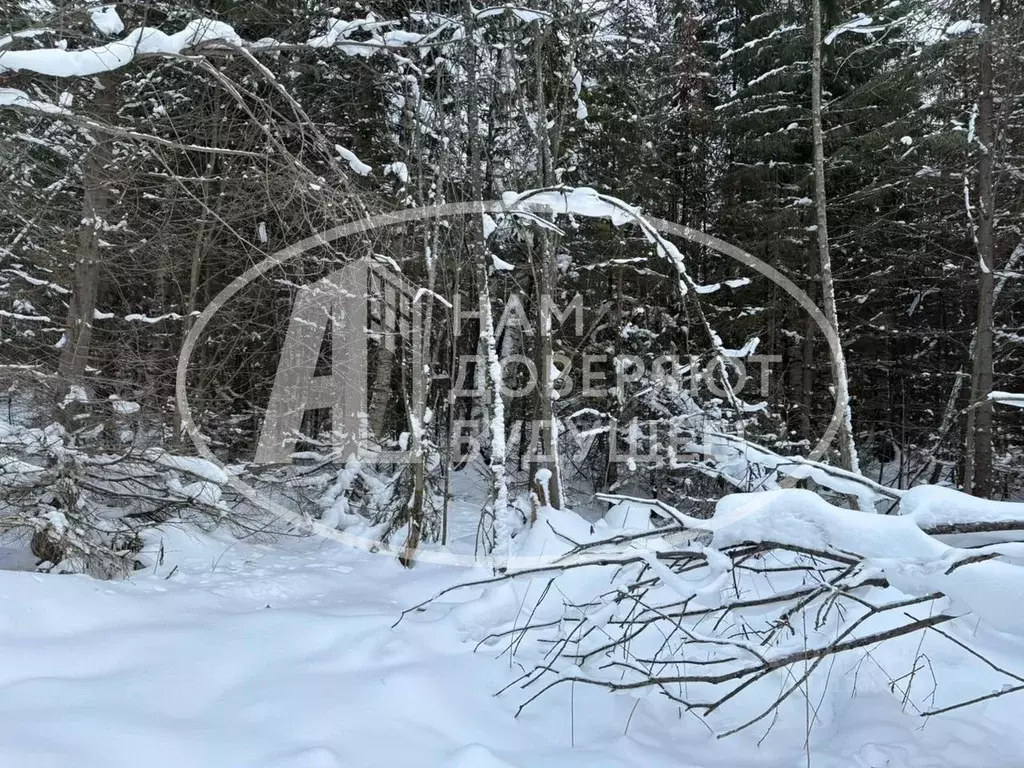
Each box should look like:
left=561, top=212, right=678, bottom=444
left=1, top=0, right=1023, bottom=572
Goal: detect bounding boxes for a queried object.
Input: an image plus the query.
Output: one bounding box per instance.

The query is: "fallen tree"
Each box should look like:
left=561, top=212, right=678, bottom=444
left=401, top=486, right=1024, bottom=737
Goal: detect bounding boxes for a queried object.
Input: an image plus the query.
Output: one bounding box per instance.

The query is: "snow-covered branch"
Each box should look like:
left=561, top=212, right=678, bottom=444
left=0, top=9, right=554, bottom=78
left=0, top=87, right=264, bottom=157
left=409, top=486, right=1024, bottom=736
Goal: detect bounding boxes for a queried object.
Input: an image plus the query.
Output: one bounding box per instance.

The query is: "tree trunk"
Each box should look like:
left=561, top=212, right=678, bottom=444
left=531, top=232, right=563, bottom=511
left=367, top=347, right=396, bottom=437
left=811, top=0, right=859, bottom=475
left=529, top=23, right=563, bottom=511
left=964, top=0, right=996, bottom=497
left=464, top=0, right=511, bottom=561
left=799, top=318, right=814, bottom=440
left=401, top=69, right=438, bottom=565
left=173, top=155, right=217, bottom=445
left=58, top=74, right=118, bottom=394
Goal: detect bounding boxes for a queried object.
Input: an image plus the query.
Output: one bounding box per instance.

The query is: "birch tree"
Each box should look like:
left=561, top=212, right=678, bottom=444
left=462, top=0, right=512, bottom=561
left=811, top=0, right=859, bottom=476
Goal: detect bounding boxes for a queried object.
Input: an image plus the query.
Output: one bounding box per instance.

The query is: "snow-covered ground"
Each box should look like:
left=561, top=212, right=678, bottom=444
left=2, top=506, right=1022, bottom=768
left=1, top=526, right=695, bottom=768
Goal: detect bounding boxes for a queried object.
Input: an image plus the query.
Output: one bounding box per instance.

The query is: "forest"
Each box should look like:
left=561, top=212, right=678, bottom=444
left=1, top=1, right=1024, bottom=766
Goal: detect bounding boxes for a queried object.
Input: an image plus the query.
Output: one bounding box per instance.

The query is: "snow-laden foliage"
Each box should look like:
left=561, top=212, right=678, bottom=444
left=1, top=4, right=1024, bottom=763
left=408, top=485, right=1024, bottom=734
left=0, top=417, right=234, bottom=578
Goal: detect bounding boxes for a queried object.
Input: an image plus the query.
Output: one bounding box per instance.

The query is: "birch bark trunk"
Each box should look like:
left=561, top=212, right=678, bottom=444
left=463, top=0, right=511, bottom=560
left=811, top=0, right=859, bottom=475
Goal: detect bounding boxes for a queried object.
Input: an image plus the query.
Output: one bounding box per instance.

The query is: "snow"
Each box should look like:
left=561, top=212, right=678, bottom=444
left=0, top=529, right=673, bottom=768
left=824, top=14, right=886, bottom=46
left=504, top=187, right=630, bottom=223
left=146, top=451, right=229, bottom=484
left=900, top=484, right=1024, bottom=531
left=481, top=212, right=498, bottom=240
left=705, top=432, right=899, bottom=508
left=381, top=30, right=425, bottom=47
left=123, top=312, right=186, bottom=323
left=0, top=27, right=52, bottom=51
left=0, top=19, right=242, bottom=77
left=720, top=24, right=801, bottom=60
left=383, top=161, right=409, bottom=184
left=335, top=145, right=372, bottom=176
left=713, top=489, right=937, bottom=555
left=48, top=517, right=595, bottom=756
left=0, top=456, right=44, bottom=479
left=947, top=20, right=983, bottom=37
left=602, top=499, right=655, bottom=531
left=693, top=281, right=722, bottom=294
left=475, top=6, right=550, bottom=24
left=108, top=397, right=140, bottom=415
left=171, top=479, right=223, bottom=507
left=4, top=8, right=1024, bottom=762
left=711, top=489, right=1024, bottom=635
left=2, top=501, right=1022, bottom=767
left=1, top=488, right=1024, bottom=766
left=60, top=384, right=89, bottom=407
left=306, top=17, right=374, bottom=48
left=0, top=87, right=67, bottom=115
left=1, top=10, right=556, bottom=81
left=89, top=5, right=125, bottom=36
left=721, top=336, right=759, bottom=358
left=989, top=391, right=1024, bottom=408
left=0, top=307, right=51, bottom=322
left=572, top=70, right=588, bottom=120
left=533, top=467, right=552, bottom=502
left=503, top=187, right=720, bottom=298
